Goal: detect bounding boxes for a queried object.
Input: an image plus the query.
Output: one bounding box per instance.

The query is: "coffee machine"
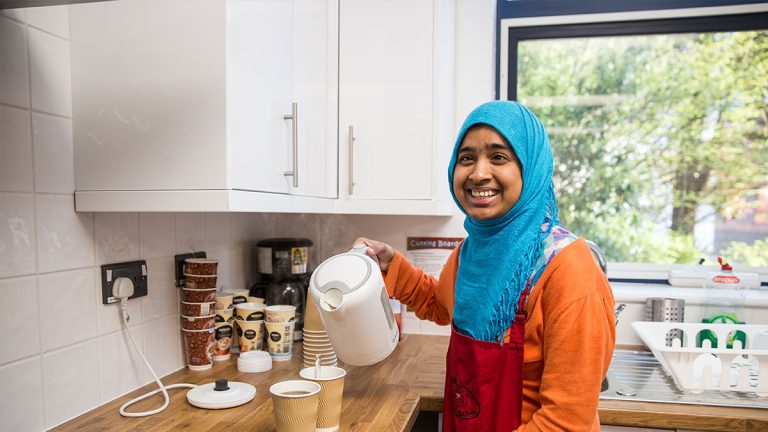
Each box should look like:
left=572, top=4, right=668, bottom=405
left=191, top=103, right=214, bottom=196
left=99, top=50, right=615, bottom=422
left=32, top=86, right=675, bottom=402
left=251, top=238, right=313, bottom=340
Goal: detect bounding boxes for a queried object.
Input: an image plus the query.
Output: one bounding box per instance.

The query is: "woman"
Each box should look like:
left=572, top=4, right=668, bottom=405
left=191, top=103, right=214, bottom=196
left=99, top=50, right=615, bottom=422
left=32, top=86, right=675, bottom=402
left=357, top=101, right=615, bottom=431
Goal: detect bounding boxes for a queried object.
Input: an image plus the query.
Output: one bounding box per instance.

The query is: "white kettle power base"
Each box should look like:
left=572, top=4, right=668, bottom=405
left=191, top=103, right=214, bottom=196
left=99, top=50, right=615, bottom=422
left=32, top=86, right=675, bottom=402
left=187, top=379, right=256, bottom=409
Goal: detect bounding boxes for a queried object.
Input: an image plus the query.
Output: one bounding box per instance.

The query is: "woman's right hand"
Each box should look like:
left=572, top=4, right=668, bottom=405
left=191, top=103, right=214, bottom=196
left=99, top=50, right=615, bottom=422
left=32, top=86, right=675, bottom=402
left=353, top=237, right=395, bottom=271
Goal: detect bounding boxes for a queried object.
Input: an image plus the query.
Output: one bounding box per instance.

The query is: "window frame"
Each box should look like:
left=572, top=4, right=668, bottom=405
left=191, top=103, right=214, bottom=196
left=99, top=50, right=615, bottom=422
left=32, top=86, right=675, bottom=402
left=498, top=4, right=768, bottom=284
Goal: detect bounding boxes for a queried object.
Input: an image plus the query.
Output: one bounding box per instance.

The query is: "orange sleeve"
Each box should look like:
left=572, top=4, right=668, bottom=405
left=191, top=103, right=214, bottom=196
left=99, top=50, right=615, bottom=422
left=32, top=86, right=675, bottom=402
left=382, top=247, right=459, bottom=326
left=516, top=240, right=616, bottom=432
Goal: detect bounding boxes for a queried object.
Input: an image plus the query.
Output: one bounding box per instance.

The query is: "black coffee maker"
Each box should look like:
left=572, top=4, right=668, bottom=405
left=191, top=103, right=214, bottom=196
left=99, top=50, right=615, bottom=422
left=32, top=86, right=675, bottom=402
left=251, top=238, right=313, bottom=340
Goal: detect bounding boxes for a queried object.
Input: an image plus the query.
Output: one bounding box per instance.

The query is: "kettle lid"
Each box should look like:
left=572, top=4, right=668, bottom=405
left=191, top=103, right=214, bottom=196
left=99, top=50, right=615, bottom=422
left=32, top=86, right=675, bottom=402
left=312, top=253, right=372, bottom=294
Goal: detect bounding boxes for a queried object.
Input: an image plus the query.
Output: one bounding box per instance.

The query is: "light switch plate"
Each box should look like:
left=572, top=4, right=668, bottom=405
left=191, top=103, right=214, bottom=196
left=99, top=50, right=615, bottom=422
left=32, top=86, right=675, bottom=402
left=101, top=260, right=148, bottom=304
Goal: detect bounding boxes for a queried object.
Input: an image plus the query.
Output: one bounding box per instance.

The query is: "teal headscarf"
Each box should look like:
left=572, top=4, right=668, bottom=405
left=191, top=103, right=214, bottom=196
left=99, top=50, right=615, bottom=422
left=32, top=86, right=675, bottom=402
left=448, top=101, right=559, bottom=342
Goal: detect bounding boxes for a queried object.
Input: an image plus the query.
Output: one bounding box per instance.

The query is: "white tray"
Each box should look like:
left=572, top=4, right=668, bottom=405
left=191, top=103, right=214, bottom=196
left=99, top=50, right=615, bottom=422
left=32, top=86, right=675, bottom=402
left=631, top=321, right=768, bottom=395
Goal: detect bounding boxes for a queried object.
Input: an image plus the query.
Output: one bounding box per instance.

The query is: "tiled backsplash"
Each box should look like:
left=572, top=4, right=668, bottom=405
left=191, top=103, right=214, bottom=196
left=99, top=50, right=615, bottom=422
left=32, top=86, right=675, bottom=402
left=0, top=5, right=464, bottom=431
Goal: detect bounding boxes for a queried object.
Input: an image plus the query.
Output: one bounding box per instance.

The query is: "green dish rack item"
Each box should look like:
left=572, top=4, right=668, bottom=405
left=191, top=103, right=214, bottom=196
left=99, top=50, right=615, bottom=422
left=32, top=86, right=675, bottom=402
left=697, top=312, right=746, bottom=348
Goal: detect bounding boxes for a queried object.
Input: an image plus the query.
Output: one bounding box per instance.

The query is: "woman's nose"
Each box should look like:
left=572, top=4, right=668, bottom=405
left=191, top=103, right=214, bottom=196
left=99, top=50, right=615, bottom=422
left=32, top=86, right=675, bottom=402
left=469, top=158, right=492, bottom=182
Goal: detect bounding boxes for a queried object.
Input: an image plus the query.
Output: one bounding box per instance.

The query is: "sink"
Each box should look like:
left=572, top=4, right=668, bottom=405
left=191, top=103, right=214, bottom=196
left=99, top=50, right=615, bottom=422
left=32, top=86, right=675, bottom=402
left=600, top=349, right=766, bottom=408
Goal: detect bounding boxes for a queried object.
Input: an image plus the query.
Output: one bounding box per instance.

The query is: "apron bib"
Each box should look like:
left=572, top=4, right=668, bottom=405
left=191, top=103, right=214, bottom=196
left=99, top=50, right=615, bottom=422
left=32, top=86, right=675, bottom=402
left=443, top=307, right=527, bottom=431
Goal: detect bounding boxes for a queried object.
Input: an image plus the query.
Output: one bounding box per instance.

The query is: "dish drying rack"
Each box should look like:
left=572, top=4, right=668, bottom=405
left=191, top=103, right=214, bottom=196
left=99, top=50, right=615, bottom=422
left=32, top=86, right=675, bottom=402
left=631, top=321, right=768, bottom=396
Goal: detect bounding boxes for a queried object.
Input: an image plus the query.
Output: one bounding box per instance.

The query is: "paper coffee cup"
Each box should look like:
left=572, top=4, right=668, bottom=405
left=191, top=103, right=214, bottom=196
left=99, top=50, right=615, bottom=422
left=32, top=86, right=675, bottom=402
left=266, top=320, right=295, bottom=361
left=236, top=319, right=265, bottom=352
left=270, top=380, right=321, bottom=432
left=215, top=293, right=234, bottom=310
left=247, top=296, right=265, bottom=304
left=215, top=307, right=234, bottom=323
left=235, top=302, right=266, bottom=321
left=228, top=289, right=250, bottom=305
left=266, top=305, right=297, bottom=323
left=182, top=328, right=214, bottom=370
left=299, top=366, right=346, bottom=432
left=213, top=322, right=234, bottom=361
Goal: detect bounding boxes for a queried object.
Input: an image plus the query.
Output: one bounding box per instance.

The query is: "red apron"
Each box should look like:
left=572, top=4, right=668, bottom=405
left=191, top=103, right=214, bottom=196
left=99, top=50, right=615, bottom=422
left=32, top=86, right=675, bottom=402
left=443, top=294, right=527, bottom=432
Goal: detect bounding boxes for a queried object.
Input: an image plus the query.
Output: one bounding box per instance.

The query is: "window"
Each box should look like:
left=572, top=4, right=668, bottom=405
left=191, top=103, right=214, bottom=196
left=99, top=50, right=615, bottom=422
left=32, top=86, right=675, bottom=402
left=500, top=6, right=768, bottom=279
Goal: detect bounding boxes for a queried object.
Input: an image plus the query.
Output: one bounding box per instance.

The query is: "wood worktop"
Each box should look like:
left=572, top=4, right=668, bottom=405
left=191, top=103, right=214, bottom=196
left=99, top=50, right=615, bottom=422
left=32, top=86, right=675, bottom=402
left=52, top=335, right=768, bottom=432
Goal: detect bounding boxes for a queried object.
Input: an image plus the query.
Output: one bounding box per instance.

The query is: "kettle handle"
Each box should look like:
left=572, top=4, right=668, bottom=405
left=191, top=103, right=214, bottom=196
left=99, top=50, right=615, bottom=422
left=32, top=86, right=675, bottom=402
left=351, top=243, right=380, bottom=266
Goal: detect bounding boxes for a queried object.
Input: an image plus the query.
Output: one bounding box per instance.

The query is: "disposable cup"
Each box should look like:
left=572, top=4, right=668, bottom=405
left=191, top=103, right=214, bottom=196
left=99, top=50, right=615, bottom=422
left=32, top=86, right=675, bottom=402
left=182, top=328, right=215, bottom=370
left=213, top=322, right=234, bottom=361
left=228, top=289, right=250, bottom=305
left=183, top=258, right=218, bottom=275
left=266, top=320, right=295, bottom=361
left=182, top=287, right=217, bottom=303
left=184, top=274, right=217, bottom=289
left=235, top=302, right=266, bottom=321
left=236, top=319, right=265, bottom=352
left=215, top=307, right=234, bottom=323
left=215, top=293, right=234, bottom=310
left=181, top=301, right=216, bottom=317
left=248, top=296, right=266, bottom=304
left=270, top=380, right=321, bottom=432
left=181, top=314, right=215, bottom=331
left=299, top=366, right=346, bottom=432
left=266, top=305, right=297, bottom=323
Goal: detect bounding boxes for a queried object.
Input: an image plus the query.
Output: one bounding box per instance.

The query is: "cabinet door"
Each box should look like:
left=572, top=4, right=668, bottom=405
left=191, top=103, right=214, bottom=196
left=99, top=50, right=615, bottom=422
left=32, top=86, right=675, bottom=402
left=339, top=0, right=434, bottom=200
left=293, top=0, right=338, bottom=198
left=228, top=1, right=294, bottom=194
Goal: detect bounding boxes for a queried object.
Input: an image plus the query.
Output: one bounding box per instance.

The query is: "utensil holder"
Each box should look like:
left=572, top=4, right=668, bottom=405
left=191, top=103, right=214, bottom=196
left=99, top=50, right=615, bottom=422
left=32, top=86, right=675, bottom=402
left=645, top=297, right=685, bottom=345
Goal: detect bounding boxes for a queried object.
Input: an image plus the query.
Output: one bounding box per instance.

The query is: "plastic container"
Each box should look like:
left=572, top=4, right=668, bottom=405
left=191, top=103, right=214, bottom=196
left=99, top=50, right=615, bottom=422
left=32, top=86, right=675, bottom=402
left=632, top=321, right=768, bottom=395
left=699, top=257, right=753, bottom=348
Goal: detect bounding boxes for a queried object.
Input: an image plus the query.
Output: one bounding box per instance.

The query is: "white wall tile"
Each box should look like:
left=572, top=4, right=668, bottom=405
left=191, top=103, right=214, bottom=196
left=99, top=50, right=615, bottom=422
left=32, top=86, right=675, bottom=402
left=175, top=213, right=205, bottom=254
left=143, top=315, right=182, bottom=379
left=38, top=268, right=97, bottom=351
left=95, top=212, right=139, bottom=264
left=26, top=5, right=69, bottom=39
left=2, top=8, right=27, bottom=23
left=0, top=357, right=44, bottom=432
left=230, top=247, right=257, bottom=294
left=32, top=113, right=74, bottom=194
left=206, top=212, right=231, bottom=251
left=0, top=193, right=36, bottom=278
left=0, top=16, right=30, bottom=108
left=142, top=257, right=178, bottom=321
left=42, top=341, right=100, bottom=429
left=99, top=326, right=146, bottom=403
left=207, top=249, right=232, bottom=291
left=36, top=194, right=93, bottom=273
left=139, top=213, right=175, bottom=259
left=0, top=106, right=33, bottom=192
left=231, top=213, right=261, bottom=247
left=0, top=277, right=40, bottom=364
left=28, top=27, right=72, bottom=117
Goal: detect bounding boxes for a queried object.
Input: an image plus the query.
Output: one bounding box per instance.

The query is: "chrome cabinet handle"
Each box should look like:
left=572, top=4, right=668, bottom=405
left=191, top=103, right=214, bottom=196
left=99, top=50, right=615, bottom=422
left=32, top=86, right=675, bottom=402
left=283, top=102, right=298, bottom=188
left=348, top=125, right=355, bottom=195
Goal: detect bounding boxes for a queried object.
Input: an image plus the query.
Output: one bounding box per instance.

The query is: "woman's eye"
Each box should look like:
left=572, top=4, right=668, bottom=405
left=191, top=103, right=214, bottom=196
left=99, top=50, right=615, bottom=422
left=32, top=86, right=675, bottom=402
left=458, top=155, right=474, bottom=163
left=491, top=153, right=509, bottom=161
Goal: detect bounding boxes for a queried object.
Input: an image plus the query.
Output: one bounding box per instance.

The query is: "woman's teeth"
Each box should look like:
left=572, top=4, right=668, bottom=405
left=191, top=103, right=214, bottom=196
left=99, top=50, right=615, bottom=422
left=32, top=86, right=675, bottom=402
left=471, top=190, right=497, bottom=198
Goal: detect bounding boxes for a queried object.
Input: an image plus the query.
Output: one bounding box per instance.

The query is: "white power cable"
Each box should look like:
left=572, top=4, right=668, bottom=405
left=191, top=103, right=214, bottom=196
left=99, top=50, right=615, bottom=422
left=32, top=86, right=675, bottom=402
left=113, top=278, right=196, bottom=417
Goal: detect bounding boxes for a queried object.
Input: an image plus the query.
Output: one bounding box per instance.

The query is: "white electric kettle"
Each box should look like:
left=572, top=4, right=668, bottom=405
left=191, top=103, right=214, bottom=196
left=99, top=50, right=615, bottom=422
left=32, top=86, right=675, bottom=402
left=309, top=244, right=399, bottom=366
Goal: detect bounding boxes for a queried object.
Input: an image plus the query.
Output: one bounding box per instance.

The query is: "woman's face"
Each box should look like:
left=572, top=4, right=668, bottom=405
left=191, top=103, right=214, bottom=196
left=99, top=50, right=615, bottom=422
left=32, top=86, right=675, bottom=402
left=452, top=125, right=523, bottom=220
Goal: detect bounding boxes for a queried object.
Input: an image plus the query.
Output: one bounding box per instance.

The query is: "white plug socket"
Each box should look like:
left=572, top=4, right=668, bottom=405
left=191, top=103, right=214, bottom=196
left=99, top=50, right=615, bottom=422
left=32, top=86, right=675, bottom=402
left=112, top=277, right=135, bottom=300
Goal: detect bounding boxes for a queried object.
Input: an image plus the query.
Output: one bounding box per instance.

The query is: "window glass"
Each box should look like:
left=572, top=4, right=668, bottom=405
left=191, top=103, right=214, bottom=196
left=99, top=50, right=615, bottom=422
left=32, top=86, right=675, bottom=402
left=517, top=31, right=768, bottom=266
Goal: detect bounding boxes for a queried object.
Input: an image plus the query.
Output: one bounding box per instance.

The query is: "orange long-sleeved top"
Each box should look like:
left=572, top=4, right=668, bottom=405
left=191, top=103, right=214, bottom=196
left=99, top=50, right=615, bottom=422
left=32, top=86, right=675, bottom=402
left=383, top=238, right=616, bottom=431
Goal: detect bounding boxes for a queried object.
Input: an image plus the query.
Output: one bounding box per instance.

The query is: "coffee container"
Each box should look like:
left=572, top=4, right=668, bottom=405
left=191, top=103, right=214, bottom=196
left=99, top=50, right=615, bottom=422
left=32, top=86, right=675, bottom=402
left=254, top=238, right=313, bottom=341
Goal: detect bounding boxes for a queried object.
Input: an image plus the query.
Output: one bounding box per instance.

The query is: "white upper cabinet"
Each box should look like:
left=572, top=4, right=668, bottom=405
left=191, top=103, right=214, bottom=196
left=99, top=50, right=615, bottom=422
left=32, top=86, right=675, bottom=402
left=337, top=0, right=454, bottom=214
left=70, top=0, right=452, bottom=215
left=71, top=0, right=338, bottom=212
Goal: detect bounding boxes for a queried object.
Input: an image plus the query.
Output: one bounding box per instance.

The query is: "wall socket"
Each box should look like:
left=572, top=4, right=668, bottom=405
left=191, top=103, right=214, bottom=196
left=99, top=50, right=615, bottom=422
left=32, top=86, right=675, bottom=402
left=174, top=251, right=207, bottom=287
left=101, top=260, right=148, bottom=304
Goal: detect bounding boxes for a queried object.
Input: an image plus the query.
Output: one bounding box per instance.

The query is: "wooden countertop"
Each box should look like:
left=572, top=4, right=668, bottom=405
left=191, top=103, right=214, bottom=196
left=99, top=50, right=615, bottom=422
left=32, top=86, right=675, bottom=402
left=53, top=335, right=768, bottom=432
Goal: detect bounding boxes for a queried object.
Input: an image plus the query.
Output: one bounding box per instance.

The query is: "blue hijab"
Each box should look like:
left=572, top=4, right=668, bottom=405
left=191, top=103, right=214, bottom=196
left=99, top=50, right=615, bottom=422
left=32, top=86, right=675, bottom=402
left=448, top=101, right=559, bottom=342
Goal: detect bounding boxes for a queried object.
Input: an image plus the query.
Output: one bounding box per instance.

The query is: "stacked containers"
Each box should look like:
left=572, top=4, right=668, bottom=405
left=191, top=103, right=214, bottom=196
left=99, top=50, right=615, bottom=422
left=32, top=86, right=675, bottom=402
left=181, top=259, right=218, bottom=370
left=213, top=292, right=234, bottom=361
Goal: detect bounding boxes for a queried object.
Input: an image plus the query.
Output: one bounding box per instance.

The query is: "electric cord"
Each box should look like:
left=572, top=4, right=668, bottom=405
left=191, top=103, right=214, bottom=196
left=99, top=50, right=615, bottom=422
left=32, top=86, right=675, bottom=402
left=115, top=284, right=195, bottom=417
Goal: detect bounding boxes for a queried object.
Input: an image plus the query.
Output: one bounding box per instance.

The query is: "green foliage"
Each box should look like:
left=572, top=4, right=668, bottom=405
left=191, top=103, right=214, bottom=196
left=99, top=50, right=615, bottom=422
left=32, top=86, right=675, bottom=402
left=518, top=31, right=768, bottom=264
left=721, top=239, right=768, bottom=267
